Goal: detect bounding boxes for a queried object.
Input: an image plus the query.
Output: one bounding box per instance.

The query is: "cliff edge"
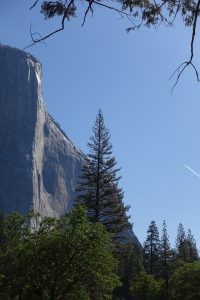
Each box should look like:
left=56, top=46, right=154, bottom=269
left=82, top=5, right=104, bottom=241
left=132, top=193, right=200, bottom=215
left=0, top=45, right=84, bottom=217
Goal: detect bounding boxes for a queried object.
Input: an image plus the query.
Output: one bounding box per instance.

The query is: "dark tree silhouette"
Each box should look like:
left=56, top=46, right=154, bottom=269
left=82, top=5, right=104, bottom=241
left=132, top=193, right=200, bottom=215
left=75, top=110, right=131, bottom=246
left=144, top=220, right=160, bottom=277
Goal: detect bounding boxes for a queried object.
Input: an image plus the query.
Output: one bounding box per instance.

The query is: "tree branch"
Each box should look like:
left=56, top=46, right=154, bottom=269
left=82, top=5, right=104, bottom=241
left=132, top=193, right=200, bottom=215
left=93, top=0, right=141, bottom=28
left=82, top=0, right=94, bottom=26
left=25, top=0, right=140, bottom=49
left=171, top=0, right=181, bottom=25
left=170, top=0, right=200, bottom=91
left=25, top=0, right=75, bottom=49
left=26, top=0, right=200, bottom=91
left=30, top=0, right=40, bottom=10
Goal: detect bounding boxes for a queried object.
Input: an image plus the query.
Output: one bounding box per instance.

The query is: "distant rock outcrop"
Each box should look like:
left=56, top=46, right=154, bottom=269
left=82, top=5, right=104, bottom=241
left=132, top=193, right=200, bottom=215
left=0, top=45, right=84, bottom=217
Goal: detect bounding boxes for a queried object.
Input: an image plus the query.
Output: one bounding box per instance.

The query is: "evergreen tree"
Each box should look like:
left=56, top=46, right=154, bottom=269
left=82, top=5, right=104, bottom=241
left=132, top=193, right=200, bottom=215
left=144, top=220, right=160, bottom=277
left=186, top=229, right=199, bottom=262
left=75, top=110, right=131, bottom=245
left=175, top=223, right=188, bottom=262
left=159, top=220, right=172, bottom=300
left=114, top=242, right=143, bottom=299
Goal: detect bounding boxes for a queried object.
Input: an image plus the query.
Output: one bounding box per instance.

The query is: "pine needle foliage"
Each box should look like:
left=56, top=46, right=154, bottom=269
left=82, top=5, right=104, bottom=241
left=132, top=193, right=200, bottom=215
left=75, top=110, right=131, bottom=245
left=186, top=229, right=199, bottom=262
left=144, top=220, right=160, bottom=277
left=174, top=223, right=199, bottom=263
left=159, top=221, right=172, bottom=300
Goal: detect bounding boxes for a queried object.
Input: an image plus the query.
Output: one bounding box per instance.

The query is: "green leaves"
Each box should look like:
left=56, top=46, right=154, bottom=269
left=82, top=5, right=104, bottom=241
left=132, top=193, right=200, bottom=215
left=130, top=272, right=161, bottom=300
left=170, top=262, right=200, bottom=300
left=0, top=207, right=120, bottom=299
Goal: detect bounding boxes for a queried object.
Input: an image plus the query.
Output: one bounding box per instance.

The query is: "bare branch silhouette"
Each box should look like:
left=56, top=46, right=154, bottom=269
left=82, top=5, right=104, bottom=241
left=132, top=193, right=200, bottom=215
left=82, top=0, right=94, bottom=26
left=170, top=0, right=200, bottom=91
left=25, top=0, right=75, bottom=49
left=30, top=0, right=40, bottom=10
left=26, top=0, right=200, bottom=89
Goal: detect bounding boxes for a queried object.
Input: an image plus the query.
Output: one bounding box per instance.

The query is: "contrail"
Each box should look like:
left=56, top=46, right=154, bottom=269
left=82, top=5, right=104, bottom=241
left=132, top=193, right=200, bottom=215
left=184, top=164, right=200, bottom=179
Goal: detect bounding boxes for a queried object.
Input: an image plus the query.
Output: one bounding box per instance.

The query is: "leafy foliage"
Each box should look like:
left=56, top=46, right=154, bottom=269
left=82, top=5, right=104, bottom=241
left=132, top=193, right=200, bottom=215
left=130, top=272, right=161, bottom=300
left=0, top=207, right=120, bottom=299
left=170, top=262, right=200, bottom=300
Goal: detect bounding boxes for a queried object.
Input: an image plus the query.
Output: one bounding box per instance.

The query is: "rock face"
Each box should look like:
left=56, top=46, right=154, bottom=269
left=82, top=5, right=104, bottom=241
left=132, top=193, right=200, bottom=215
left=0, top=45, right=141, bottom=249
left=0, top=45, right=84, bottom=217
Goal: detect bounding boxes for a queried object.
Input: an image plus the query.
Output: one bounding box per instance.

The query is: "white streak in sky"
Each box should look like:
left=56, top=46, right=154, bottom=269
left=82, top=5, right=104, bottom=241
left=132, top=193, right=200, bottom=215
left=184, top=164, right=200, bottom=179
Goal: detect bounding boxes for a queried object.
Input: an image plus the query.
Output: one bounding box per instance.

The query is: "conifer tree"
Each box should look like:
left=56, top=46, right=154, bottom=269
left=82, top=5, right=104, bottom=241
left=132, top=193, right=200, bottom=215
left=175, top=223, right=188, bottom=261
left=186, top=229, right=199, bottom=262
left=143, top=220, right=160, bottom=277
left=75, top=110, right=131, bottom=245
left=159, top=220, right=172, bottom=300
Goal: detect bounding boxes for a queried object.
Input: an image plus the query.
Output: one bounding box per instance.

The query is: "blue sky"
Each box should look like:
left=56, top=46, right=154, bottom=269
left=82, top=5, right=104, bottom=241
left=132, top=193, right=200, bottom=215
left=1, top=1, right=200, bottom=247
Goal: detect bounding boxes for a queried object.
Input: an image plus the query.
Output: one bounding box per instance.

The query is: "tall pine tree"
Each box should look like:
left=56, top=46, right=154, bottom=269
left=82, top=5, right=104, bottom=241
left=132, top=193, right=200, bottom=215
left=175, top=223, right=188, bottom=261
left=186, top=229, right=199, bottom=262
left=75, top=110, right=131, bottom=245
left=144, top=220, right=160, bottom=277
left=159, top=220, right=172, bottom=300
left=175, top=224, right=199, bottom=263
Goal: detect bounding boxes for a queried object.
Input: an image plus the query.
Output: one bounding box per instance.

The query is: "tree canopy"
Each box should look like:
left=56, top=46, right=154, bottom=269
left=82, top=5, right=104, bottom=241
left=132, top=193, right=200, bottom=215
left=0, top=207, right=120, bottom=299
left=130, top=272, right=161, bottom=300
left=28, top=0, right=200, bottom=86
left=170, top=262, right=200, bottom=300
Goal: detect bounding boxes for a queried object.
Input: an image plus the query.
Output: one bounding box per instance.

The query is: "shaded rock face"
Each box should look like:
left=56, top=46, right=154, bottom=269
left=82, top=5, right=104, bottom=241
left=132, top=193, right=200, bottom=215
left=0, top=45, right=84, bottom=217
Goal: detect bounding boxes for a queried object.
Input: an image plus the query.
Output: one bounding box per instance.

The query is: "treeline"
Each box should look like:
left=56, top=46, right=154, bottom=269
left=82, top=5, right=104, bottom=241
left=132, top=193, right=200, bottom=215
left=132, top=220, right=200, bottom=300
left=1, top=213, right=200, bottom=300
left=0, top=110, right=200, bottom=299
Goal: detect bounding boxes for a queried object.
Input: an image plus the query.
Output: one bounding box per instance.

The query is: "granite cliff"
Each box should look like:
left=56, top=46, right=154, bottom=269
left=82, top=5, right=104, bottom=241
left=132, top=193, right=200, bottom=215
left=0, top=45, right=141, bottom=249
left=0, top=45, right=84, bottom=217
